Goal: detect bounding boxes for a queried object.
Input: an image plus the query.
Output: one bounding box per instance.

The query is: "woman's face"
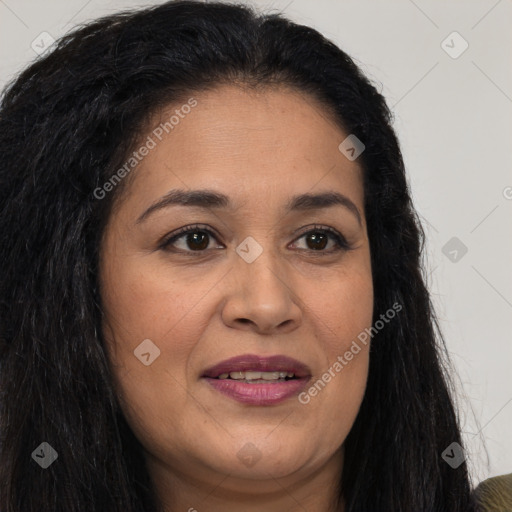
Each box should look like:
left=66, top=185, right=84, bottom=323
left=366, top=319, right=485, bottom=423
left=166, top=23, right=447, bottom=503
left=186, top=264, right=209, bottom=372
left=99, top=85, right=373, bottom=494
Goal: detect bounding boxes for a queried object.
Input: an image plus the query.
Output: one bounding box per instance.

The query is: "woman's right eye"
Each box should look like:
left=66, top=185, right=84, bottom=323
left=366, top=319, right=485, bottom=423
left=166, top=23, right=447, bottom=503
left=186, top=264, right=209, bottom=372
left=161, top=225, right=224, bottom=254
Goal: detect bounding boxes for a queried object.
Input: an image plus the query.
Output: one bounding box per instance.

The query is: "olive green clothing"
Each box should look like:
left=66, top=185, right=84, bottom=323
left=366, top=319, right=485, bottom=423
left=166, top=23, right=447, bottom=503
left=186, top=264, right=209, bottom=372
left=475, top=473, right=512, bottom=511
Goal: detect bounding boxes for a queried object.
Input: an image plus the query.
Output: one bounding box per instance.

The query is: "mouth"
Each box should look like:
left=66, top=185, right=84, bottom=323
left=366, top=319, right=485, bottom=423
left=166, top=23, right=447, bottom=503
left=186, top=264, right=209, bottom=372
left=202, top=353, right=310, bottom=379
left=214, top=370, right=298, bottom=383
left=201, top=354, right=311, bottom=405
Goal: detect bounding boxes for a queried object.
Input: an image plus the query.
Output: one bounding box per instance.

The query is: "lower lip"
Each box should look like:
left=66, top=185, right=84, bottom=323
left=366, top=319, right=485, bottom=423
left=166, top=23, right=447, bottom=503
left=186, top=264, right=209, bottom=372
left=203, top=377, right=309, bottom=405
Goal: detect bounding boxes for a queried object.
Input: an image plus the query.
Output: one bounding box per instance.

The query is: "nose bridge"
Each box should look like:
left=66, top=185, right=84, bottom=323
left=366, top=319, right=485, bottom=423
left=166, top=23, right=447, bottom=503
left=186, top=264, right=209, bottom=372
left=234, top=233, right=289, bottom=297
left=221, top=232, right=301, bottom=333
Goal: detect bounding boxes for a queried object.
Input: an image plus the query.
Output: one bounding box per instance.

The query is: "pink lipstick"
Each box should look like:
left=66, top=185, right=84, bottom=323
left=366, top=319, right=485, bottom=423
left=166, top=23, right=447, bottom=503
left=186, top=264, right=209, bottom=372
left=201, top=354, right=311, bottom=405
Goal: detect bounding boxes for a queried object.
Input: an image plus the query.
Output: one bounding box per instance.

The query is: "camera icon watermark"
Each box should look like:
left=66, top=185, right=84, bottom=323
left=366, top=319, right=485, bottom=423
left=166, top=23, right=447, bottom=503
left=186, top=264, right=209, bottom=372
left=236, top=236, right=263, bottom=263
left=441, top=31, right=469, bottom=59
left=441, top=441, right=465, bottom=469
left=134, top=338, right=161, bottom=366
left=31, top=31, right=56, bottom=56
left=442, top=237, right=468, bottom=263
left=338, top=134, right=365, bottom=161
left=237, top=442, right=262, bottom=468
left=31, top=442, right=58, bottom=469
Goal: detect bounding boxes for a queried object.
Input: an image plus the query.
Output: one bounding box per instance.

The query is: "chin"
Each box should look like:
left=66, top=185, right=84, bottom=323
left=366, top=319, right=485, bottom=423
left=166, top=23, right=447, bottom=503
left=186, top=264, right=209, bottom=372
left=206, top=441, right=313, bottom=480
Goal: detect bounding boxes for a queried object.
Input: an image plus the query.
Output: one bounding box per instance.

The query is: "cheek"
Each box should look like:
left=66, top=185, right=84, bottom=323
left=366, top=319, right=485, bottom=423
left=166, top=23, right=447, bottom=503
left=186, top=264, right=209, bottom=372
left=299, top=264, right=373, bottom=424
left=314, top=263, right=374, bottom=355
left=330, top=269, right=373, bottom=391
left=99, top=258, right=211, bottom=422
left=101, top=254, right=213, bottom=350
left=100, top=259, right=208, bottom=448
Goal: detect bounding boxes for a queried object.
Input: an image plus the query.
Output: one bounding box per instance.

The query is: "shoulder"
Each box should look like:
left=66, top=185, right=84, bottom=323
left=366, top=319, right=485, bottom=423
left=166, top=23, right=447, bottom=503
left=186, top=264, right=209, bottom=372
left=473, top=473, right=512, bottom=511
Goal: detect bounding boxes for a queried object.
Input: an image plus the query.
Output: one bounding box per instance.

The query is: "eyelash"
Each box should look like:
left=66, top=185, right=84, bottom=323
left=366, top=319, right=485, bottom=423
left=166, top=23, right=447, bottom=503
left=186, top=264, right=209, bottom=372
left=159, top=223, right=353, bottom=256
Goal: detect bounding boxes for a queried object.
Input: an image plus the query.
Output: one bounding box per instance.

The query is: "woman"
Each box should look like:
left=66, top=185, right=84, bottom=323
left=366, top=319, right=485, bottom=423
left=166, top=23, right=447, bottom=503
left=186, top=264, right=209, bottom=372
left=0, top=1, right=487, bottom=510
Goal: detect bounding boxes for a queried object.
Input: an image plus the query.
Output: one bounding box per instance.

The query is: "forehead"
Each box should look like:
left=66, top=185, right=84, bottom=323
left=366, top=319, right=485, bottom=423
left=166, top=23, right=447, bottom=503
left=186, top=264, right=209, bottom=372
left=118, top=84, right=364, bottom=216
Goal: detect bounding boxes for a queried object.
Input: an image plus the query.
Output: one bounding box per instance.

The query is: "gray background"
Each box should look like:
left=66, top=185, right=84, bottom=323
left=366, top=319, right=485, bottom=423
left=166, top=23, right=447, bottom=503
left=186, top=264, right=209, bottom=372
left=1, top=0, right=510, bottom=485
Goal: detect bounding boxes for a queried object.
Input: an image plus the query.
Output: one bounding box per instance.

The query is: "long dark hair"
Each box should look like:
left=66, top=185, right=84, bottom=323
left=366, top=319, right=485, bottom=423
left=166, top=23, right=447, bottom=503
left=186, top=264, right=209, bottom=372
left=0, top=1, right=479, bottom=510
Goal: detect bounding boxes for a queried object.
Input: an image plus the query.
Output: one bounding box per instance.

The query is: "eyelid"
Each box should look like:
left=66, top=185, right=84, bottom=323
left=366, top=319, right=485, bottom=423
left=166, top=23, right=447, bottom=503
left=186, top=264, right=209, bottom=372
left=291, top=224, right=352, bottom=251
left=160, top=223, right=353, bottom=254
left=159, top=223, right=223, bottom=250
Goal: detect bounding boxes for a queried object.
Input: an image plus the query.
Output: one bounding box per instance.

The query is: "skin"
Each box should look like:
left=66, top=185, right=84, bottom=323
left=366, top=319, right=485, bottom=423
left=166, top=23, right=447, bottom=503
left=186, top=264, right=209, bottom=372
left=99, top=84, right=374, bottom=512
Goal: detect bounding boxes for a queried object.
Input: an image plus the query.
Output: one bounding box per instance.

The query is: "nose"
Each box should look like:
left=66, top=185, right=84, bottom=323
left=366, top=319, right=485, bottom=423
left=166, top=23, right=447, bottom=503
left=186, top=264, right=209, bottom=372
left=220, top=245, right=302, bottom=335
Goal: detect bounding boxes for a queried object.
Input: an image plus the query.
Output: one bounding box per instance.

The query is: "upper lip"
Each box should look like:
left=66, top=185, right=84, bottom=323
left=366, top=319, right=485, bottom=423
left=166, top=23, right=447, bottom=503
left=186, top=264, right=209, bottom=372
left=202, top=354, right=311, bottom=379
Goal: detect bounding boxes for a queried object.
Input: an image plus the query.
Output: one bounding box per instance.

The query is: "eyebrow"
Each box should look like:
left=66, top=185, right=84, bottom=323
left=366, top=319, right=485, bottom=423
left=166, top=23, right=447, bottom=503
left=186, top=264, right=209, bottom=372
left=136, top=188, right=362, bottom=226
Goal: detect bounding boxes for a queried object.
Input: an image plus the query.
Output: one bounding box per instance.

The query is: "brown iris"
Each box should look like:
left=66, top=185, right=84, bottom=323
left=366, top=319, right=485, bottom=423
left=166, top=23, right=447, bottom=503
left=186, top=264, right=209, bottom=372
left=186, top=231, right=210, bottom=250
left=305, top=232, right=328, bottom=250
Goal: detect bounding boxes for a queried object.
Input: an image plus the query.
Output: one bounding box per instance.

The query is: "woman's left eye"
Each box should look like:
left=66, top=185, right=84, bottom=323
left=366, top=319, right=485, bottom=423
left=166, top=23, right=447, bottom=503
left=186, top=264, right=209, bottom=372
left=160, top=224, right=351, bottom=254
left=291, top=226, right=351, bottom=253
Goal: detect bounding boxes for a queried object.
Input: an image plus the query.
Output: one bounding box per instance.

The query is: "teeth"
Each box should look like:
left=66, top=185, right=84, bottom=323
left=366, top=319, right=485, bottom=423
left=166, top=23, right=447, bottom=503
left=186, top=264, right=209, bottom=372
left=217, top=371, right=295, bottom=380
